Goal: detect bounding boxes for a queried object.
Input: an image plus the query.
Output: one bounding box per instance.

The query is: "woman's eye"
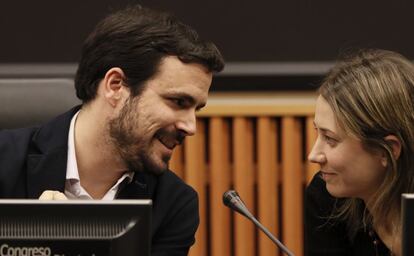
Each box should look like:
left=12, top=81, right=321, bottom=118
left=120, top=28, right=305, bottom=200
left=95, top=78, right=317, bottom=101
left=322, top=134, right=337, bottom=146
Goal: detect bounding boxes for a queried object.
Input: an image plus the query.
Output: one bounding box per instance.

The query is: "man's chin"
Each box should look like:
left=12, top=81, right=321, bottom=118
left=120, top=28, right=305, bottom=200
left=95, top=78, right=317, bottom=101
left=144, top=164, right=168, bottom=175
left=124, top=150, right=170, bottom=175
left=141, top=157, right=169, bottom=175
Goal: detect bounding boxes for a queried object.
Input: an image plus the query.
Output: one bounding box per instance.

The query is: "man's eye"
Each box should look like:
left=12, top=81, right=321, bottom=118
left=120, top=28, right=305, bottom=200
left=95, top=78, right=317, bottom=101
left=171, top=98, right=186, bottom=107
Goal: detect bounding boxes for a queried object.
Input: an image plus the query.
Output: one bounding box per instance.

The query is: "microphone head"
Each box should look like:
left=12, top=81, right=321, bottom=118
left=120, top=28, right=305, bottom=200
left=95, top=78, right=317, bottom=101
left=222, top=190, right=251, bottom=218
left=222, top=190, right=239, bottom=207
left=223, top=191, right=294, bottom=256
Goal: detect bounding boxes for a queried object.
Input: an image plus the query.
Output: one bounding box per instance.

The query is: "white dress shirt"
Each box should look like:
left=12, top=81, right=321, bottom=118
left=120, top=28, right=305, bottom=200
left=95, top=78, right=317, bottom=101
left=65, top=110, right=133, bottom=200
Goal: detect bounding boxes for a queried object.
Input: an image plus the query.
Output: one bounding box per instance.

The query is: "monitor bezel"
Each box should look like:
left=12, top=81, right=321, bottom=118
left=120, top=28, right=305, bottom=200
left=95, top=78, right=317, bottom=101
left=402, top=193, right=414, bottom=256
left=0, top=199, right=152, bottom=256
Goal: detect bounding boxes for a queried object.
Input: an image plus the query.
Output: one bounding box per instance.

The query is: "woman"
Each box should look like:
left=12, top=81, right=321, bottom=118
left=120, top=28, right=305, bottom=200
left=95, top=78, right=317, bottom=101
left=305, top=49, right=414, bottom=256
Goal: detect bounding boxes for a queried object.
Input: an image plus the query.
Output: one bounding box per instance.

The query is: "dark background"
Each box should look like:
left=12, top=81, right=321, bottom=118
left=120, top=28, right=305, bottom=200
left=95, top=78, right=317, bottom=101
left=1, top=0, right=413, bottom=90
left=1, top=0, right=413, bottom=63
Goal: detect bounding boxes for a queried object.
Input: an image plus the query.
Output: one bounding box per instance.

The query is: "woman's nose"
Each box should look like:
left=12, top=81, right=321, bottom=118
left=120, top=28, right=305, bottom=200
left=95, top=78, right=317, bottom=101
left=308, top=142, right=326, bottom=164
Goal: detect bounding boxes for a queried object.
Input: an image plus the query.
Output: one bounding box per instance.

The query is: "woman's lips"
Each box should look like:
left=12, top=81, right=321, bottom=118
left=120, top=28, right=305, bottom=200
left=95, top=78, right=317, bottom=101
left=320, top=171, right=337, bottom=181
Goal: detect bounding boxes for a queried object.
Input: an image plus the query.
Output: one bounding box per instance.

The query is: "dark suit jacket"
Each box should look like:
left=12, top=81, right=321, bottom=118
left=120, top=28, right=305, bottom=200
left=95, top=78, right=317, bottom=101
left=305, top=172, right=389, bottom=256
left=0, top=106, right=199, bottom=256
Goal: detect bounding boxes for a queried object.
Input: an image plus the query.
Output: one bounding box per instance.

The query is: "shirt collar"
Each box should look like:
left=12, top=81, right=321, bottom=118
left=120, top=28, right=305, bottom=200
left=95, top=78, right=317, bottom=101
left=65, top=110, right=134, bottom=199
left=66, top=110, right=81, bottom=181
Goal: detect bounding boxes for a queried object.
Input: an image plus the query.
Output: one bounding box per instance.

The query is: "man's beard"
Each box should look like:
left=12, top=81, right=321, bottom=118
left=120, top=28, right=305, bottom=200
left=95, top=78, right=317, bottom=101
left=107, top=97, right=170, bottom=175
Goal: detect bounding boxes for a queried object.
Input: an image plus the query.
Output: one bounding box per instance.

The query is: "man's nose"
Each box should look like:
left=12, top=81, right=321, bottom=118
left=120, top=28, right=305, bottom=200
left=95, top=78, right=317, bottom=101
left=176, top=110, right=196, bottom=136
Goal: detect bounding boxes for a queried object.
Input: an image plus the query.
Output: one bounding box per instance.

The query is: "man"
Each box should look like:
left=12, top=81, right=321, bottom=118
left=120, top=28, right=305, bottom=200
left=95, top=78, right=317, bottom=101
left=0, top=5, right=224, bottom=256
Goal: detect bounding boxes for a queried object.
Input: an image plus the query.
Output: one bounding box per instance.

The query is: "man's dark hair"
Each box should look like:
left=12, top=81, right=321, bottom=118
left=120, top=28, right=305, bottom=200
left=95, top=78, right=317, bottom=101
left=75, top=5, right=224, bottom=103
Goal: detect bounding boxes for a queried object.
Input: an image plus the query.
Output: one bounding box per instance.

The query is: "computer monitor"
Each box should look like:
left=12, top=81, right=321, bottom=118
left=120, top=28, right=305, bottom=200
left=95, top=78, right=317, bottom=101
left=0, top=199, right=151, bottom=256
left=402, top=194, right=414, bottom=256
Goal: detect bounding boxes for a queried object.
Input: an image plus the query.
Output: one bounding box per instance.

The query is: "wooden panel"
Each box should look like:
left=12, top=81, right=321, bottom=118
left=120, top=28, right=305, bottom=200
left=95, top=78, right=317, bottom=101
left=199, top=104, right=315, bottom=117
left=281, top=117, right=304, bottom=256
left=209, top=117, right=232, bottom=256
left=305, top=116, right=319, bottom=184
left=197, top=92, right=317, bottom=117
left=174, top=93, right=317, bottom=256
left=170, top=145, right=184, bottom=179
left=186, top=119, right=207, bottom=256
left=257, top=117, right=279, bottom=256
left=233, top=117, right=255, bottom=256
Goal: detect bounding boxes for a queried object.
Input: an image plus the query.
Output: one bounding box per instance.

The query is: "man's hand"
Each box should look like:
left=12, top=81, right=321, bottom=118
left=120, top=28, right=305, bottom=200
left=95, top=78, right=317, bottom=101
left=39, top=190, right=68, bottom=200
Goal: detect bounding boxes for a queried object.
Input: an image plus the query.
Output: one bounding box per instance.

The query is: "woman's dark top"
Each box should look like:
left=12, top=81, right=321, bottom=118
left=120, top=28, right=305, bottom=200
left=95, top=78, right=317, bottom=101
left=305, top=172, right=391, bottom=256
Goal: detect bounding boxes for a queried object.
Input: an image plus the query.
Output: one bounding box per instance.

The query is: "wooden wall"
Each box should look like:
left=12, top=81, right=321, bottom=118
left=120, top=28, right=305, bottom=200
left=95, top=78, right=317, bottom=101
left=169, top=92, right=320, bottom=256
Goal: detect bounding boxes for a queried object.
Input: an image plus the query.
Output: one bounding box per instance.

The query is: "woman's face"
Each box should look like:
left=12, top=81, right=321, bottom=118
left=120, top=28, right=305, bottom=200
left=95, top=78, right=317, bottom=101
left=308, top=96, right=387, bottom=202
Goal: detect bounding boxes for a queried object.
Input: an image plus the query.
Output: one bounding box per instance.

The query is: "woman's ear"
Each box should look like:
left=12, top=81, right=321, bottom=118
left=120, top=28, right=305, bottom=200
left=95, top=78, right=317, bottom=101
left=381, top=135, right=401, bottom=167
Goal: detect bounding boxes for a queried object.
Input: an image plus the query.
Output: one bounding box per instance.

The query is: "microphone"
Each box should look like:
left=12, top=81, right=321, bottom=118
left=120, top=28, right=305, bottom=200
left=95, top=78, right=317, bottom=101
left=223, top=190, right=294, bottom=256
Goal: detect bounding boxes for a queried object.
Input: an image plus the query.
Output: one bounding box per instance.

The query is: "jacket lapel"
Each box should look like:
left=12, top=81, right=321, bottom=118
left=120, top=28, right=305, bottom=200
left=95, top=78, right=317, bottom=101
left=116, top=172, right=157, bottom=199
left=26, top=149, right=67, bottom=198
left=26, top=106, right=81, bottom=198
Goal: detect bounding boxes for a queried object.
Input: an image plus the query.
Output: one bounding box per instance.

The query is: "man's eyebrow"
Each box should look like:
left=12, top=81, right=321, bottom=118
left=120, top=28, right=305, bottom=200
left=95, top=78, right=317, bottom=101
left=167, top=92, right=206, bottom=108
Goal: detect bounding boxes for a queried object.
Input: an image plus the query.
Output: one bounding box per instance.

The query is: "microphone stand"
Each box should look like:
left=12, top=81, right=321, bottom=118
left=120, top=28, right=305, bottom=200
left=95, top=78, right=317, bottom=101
left=223, top=190, right=295, bottom=256
left=246, top=211, right=294, bottom=256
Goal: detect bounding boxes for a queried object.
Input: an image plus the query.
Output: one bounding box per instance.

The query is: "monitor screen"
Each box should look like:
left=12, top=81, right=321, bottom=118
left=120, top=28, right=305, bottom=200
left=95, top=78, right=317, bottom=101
left=402, top=194, right=414, bottom=256
left=0, top=199, right=151, bottom=256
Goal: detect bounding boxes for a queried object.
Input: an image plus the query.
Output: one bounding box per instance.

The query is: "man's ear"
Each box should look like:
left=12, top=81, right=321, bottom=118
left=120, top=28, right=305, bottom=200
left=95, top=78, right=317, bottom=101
left=102, top=67, right=130, bottom=107
left=381, top=135, right=402, bottom=167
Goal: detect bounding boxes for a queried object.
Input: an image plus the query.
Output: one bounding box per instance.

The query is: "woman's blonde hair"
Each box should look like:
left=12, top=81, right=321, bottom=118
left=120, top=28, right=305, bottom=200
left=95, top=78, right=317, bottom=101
left=319, top=49, right=414, bottom=237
